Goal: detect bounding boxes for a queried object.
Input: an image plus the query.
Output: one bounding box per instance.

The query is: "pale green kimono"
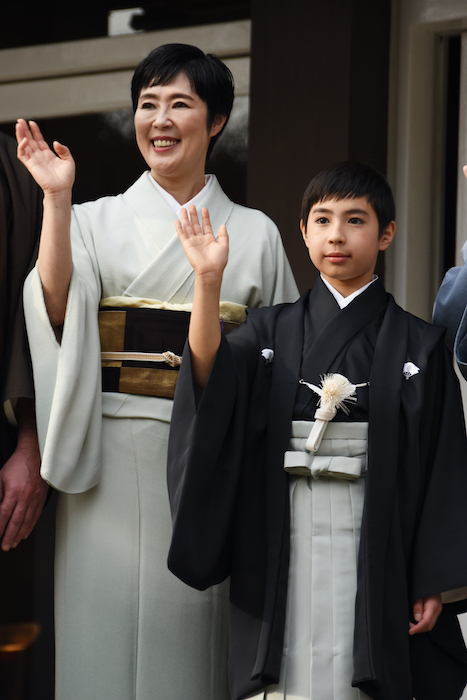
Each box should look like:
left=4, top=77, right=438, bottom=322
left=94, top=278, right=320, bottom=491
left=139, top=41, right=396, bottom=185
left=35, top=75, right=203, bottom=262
left=24, top=172, right=298, bottom=700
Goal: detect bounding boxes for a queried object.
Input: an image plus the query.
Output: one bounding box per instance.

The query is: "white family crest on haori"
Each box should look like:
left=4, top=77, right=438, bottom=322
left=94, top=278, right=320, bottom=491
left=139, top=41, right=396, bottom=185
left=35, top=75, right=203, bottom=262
left=403, top=361, right=420, bottom=380
left=261, top=348, right=274, bottom=364
left=299, top=373, right=368, bottom=452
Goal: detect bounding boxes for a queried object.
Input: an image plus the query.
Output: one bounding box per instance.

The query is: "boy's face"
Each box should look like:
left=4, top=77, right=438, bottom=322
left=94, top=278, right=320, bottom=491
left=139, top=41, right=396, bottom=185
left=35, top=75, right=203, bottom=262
left=301, top=196, right=395, bottom=297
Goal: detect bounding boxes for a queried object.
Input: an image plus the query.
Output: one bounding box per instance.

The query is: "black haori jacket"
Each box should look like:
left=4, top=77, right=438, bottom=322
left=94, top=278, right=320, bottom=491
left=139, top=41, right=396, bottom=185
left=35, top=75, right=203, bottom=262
left=168, top=280, right=467, bottom=700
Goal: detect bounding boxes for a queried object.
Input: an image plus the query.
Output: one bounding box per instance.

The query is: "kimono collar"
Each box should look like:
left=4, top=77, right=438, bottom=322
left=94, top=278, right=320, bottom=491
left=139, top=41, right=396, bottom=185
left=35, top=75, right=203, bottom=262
left=123, top=172, right=234, bottom=242
left=148, top=172, right=213, bottom=218
left=121, top=173, right=234, bottom=303
left=320, top=273, right=379, bottom=308
left=301, top=277, right=390, bottom=377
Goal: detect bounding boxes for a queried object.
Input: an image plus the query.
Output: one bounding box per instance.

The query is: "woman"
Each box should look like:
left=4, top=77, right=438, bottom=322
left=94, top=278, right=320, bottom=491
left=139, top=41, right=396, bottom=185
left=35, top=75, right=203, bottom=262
left=17, top=44, right=298, bottom=700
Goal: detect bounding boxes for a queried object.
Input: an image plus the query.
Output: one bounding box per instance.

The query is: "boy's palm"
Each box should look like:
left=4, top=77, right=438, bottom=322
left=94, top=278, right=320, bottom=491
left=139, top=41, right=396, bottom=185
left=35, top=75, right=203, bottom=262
left=176, top=205, right=229, bottom=279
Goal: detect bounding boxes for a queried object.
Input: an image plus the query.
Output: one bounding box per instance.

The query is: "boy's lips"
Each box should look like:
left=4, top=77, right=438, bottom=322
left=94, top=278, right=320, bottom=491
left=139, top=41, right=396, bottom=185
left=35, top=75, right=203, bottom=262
left=325, top=252, right=350, bottom=261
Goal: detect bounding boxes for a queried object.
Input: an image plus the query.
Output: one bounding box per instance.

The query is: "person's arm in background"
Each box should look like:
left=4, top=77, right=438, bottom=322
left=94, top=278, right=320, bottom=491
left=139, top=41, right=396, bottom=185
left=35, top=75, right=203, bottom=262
left=433, top=166, right=467, bottom=354
left=0, top=130, right=48, bottom=551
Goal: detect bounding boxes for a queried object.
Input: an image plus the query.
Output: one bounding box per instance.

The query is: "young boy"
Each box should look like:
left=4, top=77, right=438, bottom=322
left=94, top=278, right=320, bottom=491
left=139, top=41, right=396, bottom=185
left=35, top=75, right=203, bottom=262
left=167, top=162, right=467, bottom=700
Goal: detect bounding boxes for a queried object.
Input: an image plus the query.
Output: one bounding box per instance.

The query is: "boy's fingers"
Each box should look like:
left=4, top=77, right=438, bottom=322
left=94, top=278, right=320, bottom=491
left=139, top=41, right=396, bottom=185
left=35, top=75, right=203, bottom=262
left=463, top=165, right=467, bottom=180
left=413, top=599, right=423, bottom=622
left=179, top=207, right=195, bottom=236
left=218, top=224, right=229, bottom=247
left=408, top=595, right=442, bottom=635
left=201, top=207, right=211, bottom=225
left=187, top=204, right=200, bottom=228
left=175, top=219, right=183, bottom=237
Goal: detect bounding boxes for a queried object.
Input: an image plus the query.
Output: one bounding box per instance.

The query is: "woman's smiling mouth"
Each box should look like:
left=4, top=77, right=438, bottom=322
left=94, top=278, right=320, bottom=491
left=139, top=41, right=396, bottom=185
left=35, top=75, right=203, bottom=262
left=152, top=138, right=179, bottom=149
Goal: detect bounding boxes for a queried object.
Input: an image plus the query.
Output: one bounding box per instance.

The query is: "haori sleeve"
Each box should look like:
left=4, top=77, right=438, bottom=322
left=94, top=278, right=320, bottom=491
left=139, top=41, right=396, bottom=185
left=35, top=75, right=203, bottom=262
left=408, top=335, right=467, bottom=606
left=168, top=317, right=261, bottom=590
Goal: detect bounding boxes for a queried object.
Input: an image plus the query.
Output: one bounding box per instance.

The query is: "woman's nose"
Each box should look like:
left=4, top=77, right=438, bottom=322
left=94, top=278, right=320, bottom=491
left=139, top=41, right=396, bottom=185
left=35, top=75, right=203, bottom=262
left=153, top=108, right=172, bottom=127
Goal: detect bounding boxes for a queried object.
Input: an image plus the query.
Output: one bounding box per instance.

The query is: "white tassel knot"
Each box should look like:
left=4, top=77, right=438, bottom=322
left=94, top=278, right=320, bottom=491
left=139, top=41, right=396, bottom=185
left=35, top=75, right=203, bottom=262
left=318, top=373, right=358, bottom=414
left=299, top=374, right=366, bottom=452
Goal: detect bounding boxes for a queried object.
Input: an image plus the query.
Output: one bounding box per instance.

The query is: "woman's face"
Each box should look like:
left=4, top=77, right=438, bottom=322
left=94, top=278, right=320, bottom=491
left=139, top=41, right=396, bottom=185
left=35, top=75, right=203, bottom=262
left=134, top=71, right=225, bottom=188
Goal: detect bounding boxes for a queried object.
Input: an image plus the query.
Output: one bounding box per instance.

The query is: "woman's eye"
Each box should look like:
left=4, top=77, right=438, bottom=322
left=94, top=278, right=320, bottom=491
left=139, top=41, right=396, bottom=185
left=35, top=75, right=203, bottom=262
left=140, top=102, right=154, bottom=109
left=173, top=101, right=188, bottom=108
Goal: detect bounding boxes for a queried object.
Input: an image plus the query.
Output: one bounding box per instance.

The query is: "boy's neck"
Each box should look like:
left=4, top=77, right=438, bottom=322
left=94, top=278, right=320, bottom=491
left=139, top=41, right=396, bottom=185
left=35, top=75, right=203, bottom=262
left=320, top=274, right=378, bottom=309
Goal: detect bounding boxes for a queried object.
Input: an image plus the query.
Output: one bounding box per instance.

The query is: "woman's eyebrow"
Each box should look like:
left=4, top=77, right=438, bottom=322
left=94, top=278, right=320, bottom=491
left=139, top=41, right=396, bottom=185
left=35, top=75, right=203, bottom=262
left=139, top=90, right=195, bottom=101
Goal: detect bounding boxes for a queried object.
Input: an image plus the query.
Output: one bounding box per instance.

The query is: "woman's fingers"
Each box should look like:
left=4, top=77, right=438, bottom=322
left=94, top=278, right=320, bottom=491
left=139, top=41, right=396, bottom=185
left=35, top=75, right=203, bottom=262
left=15, top=118, right=28, bottom=143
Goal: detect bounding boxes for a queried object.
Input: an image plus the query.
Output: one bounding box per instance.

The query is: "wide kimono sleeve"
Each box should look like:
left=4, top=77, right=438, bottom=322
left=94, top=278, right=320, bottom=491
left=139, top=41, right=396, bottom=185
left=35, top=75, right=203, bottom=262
left=433, top=242, right=467, bottom=376
left=23, top=206, right=103, bottom=493
left=406, top=328, right=467, bottom=604
left=167, top=314, right=264, bottom=590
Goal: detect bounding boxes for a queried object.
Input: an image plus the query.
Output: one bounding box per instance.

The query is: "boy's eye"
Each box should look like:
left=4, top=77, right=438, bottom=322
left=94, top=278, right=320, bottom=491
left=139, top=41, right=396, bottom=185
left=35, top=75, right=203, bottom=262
left=316, top=217, right=329, bottom=224
left=349, top=217, right=363, bottom=224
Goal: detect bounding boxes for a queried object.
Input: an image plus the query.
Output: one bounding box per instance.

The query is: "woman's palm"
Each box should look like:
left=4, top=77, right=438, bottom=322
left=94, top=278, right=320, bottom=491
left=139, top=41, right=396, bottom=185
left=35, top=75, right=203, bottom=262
left=16, top=119, right=75, bottom=193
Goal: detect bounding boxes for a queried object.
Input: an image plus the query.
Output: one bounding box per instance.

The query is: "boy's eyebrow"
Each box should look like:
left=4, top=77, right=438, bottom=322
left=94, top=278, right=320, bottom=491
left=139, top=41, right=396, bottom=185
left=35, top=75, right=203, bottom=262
left=312, top=206, right=370, bottom=215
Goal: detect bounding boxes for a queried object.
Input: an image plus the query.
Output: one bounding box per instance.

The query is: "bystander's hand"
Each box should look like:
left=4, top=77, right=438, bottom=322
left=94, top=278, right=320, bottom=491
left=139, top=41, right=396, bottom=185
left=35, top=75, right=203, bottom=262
left=0, top=398, right=47, bottom=551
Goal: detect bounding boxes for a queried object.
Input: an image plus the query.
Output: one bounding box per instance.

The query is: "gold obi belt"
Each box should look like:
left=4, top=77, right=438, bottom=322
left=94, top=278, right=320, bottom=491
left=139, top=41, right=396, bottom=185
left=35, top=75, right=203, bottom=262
left=98, top=297, right=246, bottom=399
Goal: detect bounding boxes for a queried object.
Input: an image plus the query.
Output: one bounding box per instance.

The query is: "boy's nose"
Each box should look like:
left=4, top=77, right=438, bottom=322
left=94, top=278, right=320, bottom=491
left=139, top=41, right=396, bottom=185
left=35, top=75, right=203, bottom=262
left=328, top=224, right=345, bottom=243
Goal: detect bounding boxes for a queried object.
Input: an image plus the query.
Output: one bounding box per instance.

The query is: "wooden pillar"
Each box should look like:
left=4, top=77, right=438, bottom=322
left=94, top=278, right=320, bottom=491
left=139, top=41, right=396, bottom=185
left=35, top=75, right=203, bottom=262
left=247, top=0, right=392, bottom=291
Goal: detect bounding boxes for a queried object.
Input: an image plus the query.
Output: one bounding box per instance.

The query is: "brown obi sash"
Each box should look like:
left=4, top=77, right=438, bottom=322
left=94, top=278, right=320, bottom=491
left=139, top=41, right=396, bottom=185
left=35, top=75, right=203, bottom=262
left=99, top=307, right=239, bottom=399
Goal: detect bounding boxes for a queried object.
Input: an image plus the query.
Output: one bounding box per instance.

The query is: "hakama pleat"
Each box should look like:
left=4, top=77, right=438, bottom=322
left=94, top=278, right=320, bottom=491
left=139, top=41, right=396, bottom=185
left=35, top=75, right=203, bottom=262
left=249, top=423, right=371, bottom=700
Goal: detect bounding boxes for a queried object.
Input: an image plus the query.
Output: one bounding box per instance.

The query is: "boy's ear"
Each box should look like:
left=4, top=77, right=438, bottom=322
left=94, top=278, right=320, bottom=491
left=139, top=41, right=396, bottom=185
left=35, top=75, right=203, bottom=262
left=379, top=221, right=396, bottom=251
left=300, top=219, right=309, bottom=248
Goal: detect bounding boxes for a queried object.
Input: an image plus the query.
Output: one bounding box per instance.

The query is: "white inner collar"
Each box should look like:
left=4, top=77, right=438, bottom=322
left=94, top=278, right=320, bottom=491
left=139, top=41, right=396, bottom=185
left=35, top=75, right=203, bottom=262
left=148, top=172, right=213, bottom=220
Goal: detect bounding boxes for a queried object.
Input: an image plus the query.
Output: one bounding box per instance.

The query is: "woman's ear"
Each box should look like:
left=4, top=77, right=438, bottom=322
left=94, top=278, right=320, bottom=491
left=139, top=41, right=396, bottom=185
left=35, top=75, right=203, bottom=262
left=209, top=114, right=227, bottom=138
left=379, top=221, right=396, bottom=251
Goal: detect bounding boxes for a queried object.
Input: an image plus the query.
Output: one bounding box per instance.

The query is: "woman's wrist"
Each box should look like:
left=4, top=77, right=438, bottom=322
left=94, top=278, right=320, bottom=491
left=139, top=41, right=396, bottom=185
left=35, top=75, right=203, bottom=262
left=42, top=188, right=73, bottom=207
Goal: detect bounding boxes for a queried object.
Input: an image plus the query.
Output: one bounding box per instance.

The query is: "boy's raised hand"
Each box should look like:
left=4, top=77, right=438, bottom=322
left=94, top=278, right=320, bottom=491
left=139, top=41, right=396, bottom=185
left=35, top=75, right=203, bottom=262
left=16, top=118, right=75, bottom=195
left=176, top=205, right=229, bottom=281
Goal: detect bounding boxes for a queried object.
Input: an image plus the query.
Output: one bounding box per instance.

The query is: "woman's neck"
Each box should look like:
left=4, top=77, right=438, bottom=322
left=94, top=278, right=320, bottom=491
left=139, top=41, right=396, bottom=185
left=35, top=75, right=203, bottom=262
left=151, top=171, right=206, bottom=206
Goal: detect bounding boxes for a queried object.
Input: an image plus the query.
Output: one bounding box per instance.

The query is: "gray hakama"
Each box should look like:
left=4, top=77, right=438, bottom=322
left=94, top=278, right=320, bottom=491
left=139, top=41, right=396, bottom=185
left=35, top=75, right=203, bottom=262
left=249, top=421, right=371, bottom=700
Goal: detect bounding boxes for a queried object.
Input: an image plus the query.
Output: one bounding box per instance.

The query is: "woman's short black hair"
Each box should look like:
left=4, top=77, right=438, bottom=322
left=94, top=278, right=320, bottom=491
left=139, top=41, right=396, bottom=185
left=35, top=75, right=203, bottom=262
left=131, top=43, right=235, bottom=158
left=301, top=162, right=396, bottom=236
